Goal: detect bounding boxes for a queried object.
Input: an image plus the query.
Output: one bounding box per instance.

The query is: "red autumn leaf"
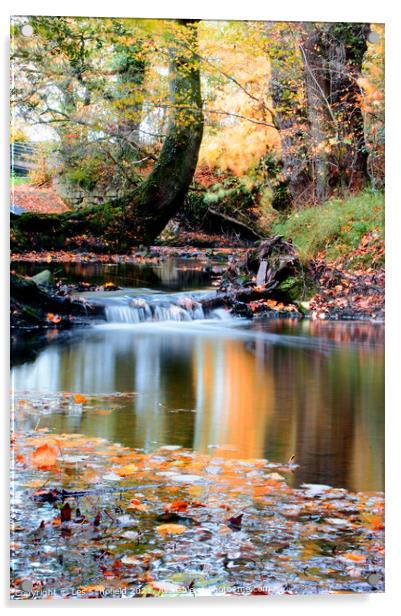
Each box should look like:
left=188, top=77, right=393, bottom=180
left=61, top=502, right=72, bottom=523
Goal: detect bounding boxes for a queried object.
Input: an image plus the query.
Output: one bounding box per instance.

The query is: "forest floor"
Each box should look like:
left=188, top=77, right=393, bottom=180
left=11, top=184, right=71, bottom=214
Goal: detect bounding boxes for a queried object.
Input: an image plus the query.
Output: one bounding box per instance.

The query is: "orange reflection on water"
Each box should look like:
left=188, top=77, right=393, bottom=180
left=192, top=339, right=275, bottom=459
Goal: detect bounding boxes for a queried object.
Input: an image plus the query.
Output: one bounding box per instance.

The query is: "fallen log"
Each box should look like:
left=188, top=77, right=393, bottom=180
left=201, top=284, right=279, bottom=312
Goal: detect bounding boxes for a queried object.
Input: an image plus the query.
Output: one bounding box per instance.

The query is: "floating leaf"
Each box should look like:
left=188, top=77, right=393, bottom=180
left=73, top=393, right=87, bottom=404
left=164, top=500, right=188, bottom=513
left=121, top=555, right=141, bottom=566
left=31, top=443, right=58, bottom=469
left=115, top=463, right=138, bottom=476
left=46, top=312, right=62, bottom=324
left=156, top=523, right=187, bottom=536
left=343, top=552, right=367, bottom=563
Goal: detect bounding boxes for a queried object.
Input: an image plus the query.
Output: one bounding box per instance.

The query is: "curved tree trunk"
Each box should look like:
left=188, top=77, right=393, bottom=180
left=121, top=20, right=204, bottom=243
left=11, top=20, right=204, bottom=251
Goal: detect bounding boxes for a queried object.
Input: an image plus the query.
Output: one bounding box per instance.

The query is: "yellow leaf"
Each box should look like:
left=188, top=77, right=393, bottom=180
left=156, top=523, right=187, bottom=536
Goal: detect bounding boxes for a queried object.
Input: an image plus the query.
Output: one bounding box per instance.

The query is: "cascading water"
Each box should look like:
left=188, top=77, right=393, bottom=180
left=101, top=293, right=226, bottom=324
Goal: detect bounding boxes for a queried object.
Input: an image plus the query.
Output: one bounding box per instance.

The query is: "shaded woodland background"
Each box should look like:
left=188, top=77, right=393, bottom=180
left=11, top=18, right=384, bottom=249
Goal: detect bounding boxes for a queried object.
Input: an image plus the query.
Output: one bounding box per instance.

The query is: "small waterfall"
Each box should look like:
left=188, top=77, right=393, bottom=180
left=103, top=295, right=212, bottom=324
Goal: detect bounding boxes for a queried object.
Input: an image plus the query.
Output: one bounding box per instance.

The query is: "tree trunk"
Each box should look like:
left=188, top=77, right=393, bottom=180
left=300, top=22, right=370, bottom=200
left=11, top=20, right=204, bottom=251
left=301, top=24, right=331, bottom=203
left=324, top=23, right=370, bottom=191
left=121, top=20, right=204, bottom=243
left=268, top=26, right=311, bottom=209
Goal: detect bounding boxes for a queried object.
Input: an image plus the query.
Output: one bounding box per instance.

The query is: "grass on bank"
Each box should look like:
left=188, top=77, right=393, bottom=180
left=271, top=190, right=384, bottom=267
left=10, top=176, right=31, bottom=186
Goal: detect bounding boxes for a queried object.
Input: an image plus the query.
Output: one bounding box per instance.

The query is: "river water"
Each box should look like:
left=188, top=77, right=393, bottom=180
left=11, top=258, right=384, bottom=493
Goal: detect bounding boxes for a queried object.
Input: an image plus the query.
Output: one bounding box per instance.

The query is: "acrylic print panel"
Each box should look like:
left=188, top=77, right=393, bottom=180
left=10, top=15, right=384, bottom=600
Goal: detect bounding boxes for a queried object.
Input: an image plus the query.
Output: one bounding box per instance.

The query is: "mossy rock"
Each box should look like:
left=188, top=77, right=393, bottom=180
left=275, top=276, right=304, bottom=302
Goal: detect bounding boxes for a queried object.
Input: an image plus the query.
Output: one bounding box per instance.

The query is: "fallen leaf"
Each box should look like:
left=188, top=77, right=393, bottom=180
left=115, top=463, right=138, bottom=476
left=343, top=552, right=367, bottom=563
left=226, top=513, right=243, bottom=530
left=164, top=500, right=188, bottom=513
left=73, top=393, right=87, bottom=404
left=79, top=585, right=105, bottom=593
left=31, top=443, right=58, bottom=469
left=156, top=523, right=187, bottom=536
left=61, top=502, right=72, bottom=523
left=46, top=312, right=62, bottom=324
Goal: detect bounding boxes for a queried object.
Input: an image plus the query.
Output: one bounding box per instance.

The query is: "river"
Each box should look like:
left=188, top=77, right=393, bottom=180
left=11, top=257, right=384, bottom=493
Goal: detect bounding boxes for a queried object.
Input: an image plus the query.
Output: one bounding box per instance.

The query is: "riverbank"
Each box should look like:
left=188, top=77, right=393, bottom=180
left=11, top=252, right=384, bottom=327
left=11, top=190, right=385, bottom=323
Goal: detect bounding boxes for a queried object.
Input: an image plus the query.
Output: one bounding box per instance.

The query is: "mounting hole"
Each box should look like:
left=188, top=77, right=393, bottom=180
left=21, top=24, right=33, bottom=37
left=368, top=31, right=380, bottom=44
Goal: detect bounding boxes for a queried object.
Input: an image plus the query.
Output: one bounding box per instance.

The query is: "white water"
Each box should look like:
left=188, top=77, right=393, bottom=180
left=96, top=292, right=340, bottom=352
left=101, top=292, right=229, bottom=324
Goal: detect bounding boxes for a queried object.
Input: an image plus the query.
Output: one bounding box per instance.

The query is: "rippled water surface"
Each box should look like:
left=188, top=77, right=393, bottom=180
left=11, top=260, right=384, bottom=493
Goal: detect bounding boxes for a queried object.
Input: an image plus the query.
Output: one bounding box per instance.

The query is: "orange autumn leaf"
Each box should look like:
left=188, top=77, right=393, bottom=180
left=253, top=485, right=273, bottom=497
left=191, top=499, right=207, bottom=508
left=79, top=585, right=105, bottom=593
left=46, top=312, right=62, bottom=324
left=363, top=513, right=385, bottom=531
left=343, top=552, right=367, bottom=563
left=115, top=463, right=138, bottom=477
left=164, top=500, right=188, bottom=513
left=264, top=479, right=284, bottom=489
left=371, top=517, right=385, bottom=531
left=31, top=443, right=59, bottom=469
left=73, top=393, right=87, bottom=404
left=127, top=503, right=148, bottom=512
left=156, top=523, right=187, bottom=536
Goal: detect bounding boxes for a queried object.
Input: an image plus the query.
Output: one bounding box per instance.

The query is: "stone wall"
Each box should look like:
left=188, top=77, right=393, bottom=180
left=53, top=177, right=125, bottom=209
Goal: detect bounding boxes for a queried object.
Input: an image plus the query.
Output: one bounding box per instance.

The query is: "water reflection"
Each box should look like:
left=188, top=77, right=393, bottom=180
left=12, top=259, right=220, bottom=292
left=11, top=320, right=384, bottom=492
